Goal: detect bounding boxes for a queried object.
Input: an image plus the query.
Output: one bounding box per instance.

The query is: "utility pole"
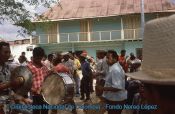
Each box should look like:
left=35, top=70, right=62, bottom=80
left=141, top=0, right=145, bottom=39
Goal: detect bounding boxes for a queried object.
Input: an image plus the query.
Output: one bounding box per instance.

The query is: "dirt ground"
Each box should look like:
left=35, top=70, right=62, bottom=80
left=48, top=71, right=132, bottom=114
left=48, top=92, right=132, bottom=114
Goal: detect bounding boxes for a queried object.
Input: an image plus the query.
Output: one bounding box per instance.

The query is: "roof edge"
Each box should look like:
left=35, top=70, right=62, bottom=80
left=32, top=10, right=175, bottom=23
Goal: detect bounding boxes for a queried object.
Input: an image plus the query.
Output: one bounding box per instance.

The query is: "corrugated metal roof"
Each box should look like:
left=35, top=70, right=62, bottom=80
left=39, top=0, right=175, bottom=21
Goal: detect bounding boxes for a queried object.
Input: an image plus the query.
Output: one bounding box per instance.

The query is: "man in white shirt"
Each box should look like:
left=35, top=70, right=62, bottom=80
left=98, top=50, right=127, bottom=114
left=62, top=52, right=74, bottom=75
left=95, top=50, right=109, bottom=96
left=95, top=51, right=109, bottom=80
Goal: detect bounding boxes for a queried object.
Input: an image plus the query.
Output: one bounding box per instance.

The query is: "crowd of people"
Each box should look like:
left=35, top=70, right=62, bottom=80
left=0, top=37, right=174, bottom=114
left=1, top=14, right=175, bottom=114
left=0, top=40, right=144, bottom=114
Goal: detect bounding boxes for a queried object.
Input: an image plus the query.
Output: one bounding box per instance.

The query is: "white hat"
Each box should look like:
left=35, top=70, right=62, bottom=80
left=126, top=14, right=175, bottom=85
left=61, top=52, right=69, bottom=56
left=8, top=55, right=15, bottom=61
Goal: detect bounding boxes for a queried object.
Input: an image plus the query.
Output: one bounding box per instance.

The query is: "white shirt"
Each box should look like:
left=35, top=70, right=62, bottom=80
left=103, top=62, right=127, bottom=101
left=63, top=59, right=74, bottom=75
left=43, top=60, right=53, bottom=70
left=96, top=57, right=109, bottom=80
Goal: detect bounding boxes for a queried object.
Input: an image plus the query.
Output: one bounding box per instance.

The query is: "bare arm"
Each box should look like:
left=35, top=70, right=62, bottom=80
left=0, top=82, right=10, bottom=91
left=0, top=77, right=24, bottom=91
left=103, top=87, right=121, bottom=92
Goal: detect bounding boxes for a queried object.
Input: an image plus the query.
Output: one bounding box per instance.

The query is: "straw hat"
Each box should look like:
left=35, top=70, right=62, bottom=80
left=126, top=14, right=175, bottom=85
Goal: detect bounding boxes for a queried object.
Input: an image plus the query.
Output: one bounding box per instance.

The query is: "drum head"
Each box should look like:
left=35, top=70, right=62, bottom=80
left=41, top=73, right=66, bottom=105
left=11, top=66, right=32, bottom=96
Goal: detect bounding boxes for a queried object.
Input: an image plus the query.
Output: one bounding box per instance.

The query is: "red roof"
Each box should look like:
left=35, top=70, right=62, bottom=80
left=40, top=0, right=175, bottom=21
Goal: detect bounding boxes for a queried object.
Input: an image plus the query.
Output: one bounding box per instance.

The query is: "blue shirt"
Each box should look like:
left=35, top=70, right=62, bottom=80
left=103, top=62, right=127, bottom=101
left=81, top=61, right=91, bottom=77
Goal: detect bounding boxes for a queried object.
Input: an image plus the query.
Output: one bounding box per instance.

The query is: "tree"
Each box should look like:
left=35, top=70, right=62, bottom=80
left=0, top=0, right=57, bottom=34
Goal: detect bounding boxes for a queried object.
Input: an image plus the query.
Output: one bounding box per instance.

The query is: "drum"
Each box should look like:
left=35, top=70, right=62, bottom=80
left=41, top=73, right=74, bottom=105
left=11, top=66, right=33, bottom=96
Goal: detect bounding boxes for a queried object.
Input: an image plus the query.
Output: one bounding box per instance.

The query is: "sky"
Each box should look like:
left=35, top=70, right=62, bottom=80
left=171, top=0, right=175, bottom=3
left=0, top=0, right=174, bottom=41
left=0, top=0, right=54, bottom=41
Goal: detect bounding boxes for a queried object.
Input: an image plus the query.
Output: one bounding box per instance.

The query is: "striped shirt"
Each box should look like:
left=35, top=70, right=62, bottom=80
left=27, top=62, right=49, bottom=92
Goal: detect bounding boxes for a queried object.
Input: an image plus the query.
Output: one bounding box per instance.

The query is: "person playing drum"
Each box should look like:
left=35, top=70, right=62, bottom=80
left=98, top=50, right=127, bottom=114
left=0, top=41, right=31, bottom=114
left=52, top=53, right=77, bottom=114
left=27, top=47, right=50, bottom=114
left=0, top=42, right=13, bottom=114
left=94, top=50, right=109, bottom=97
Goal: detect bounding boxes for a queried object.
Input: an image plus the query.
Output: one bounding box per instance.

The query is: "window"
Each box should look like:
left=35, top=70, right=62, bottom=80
left=26, top=46, right=33, bottom=51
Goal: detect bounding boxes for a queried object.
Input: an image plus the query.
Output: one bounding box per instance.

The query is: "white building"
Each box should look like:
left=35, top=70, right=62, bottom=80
left=9, top=39, right=36, bottom=62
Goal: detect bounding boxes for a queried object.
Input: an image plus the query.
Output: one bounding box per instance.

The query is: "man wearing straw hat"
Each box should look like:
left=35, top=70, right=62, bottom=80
left=126, top=15, right=175, bottom=114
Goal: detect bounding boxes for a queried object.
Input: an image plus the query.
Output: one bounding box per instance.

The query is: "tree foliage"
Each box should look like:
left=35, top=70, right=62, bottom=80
left=0, top=0, right=57, bottom=35
left=22, top=0, right=57, bottom=8
left=0, top=0, right=28, bottom=24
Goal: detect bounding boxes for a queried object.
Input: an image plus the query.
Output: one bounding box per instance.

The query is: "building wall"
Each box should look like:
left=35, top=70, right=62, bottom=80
left=36, top=26, right=48, bottom=43
left=36, top=22, right=58, bottom=43
left=10, top=44, right=36, bottom=62
left=92, top=17, right=121, bottom=40
left=36, top=13, right=172, bottom=59
left=59, top=20, right=80, bottom=42
left=59, top=13, right=172, bottom=33
left=39, top=43, right=74, bottom=55
left=92, top=17, right=121, bottom=31
left=39, top=40, right=142, bottom=60
left=36, top=14, right=156, bottom=43
left=124, top=41, right=143, bottom=56
left=59, top=20, right=80, bottom=33
left=78, top=41, right=142, bottom=58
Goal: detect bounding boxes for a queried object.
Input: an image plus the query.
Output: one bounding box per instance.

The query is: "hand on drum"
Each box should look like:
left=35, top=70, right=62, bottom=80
left=92, top=72, right=101, bottom=78
left=48, top=68, right=58, bottom=74
left=92, top=72, right=96, bottom=78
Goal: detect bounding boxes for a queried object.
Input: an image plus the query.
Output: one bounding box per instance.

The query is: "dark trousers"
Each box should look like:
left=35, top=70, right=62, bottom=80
left=32, top=94, right=48, bottom=114
left=105, top=99, right=125, bottom=114
left=89, top=75, right=94, bottom=92
left=80, top=76, right=90, bottom=99
left=95, top=79, right=105, bottom=97
left=0, top=109, right=4, bottom=114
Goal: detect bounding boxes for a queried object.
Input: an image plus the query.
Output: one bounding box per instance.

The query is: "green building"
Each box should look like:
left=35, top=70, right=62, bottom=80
left=32, top=0, right=175, bottom=58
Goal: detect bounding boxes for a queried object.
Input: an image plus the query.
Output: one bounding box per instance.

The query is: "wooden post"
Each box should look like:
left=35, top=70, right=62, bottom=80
left=121, top=16, right=124, bottom=40
left=57, top=23, right=60, bottom=43
left=48, top=34, right=50, bottom=43
left=87, top=19, right=91, bottom=42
